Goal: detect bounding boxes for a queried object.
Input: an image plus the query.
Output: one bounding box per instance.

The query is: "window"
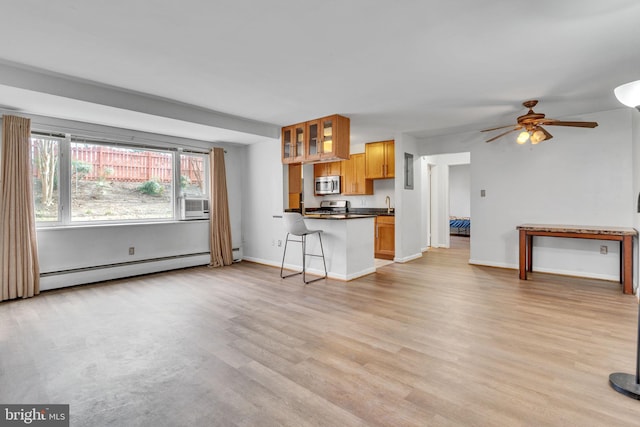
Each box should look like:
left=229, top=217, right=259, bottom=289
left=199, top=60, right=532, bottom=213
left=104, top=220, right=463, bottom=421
left=179, top=153, right=208, bottom=198
left=31, top=135, right=61, bottom=222
left=70, top=142, right=174, bottom=221
left=30, top=131, right=210, bottom=225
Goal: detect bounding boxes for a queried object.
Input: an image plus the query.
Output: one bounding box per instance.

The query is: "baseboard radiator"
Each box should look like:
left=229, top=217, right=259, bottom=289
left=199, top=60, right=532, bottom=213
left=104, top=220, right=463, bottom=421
left=39, top=252, right=211, bottom=291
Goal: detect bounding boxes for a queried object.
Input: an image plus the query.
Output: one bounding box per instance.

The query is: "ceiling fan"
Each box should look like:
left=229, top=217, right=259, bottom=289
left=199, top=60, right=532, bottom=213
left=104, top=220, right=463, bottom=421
left=481, top=100, right=598, bottom=144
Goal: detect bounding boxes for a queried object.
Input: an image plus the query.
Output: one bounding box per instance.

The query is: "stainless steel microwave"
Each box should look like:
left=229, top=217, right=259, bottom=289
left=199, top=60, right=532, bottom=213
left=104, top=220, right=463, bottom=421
left=315, top=175, right=341, bottom=195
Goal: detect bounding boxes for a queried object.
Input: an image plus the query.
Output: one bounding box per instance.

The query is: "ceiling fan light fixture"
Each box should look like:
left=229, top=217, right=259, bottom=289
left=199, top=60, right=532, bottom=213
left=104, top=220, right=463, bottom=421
left=530, top=129, right=546, bottom=144
left=614, top=80, right=640, bottom=110
left=517, top=131, right=530, bottom=144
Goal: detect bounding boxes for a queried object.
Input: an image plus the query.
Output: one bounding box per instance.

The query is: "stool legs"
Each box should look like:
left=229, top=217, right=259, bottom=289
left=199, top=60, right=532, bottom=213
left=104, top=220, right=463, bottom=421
left=280, top=232, right=327, bottom=284
left=280, top=233, right=301, bottom=279
left=303, top=233, right=327, bottom=284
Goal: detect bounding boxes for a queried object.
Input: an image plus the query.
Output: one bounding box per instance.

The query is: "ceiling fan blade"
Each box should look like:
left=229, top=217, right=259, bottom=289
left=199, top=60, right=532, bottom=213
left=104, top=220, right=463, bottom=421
left=540, top=119, right=598, bottom=128
left=481, top=124, right=515, bottom=132
left=485, top=127, right=519, bottom=143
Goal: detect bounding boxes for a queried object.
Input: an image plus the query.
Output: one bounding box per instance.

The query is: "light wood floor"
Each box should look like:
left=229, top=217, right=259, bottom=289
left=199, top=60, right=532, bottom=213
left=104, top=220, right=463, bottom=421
left=2, top=236, right=640, bottom=426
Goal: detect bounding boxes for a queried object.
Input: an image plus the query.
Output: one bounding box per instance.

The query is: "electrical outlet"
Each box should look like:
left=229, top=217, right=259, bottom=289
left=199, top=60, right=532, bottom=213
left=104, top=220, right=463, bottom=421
left=129, top=247, right=135, bottom=255
left=278, top=240, right=282, bottom=247
left=600, top=245, right=608, bottom=255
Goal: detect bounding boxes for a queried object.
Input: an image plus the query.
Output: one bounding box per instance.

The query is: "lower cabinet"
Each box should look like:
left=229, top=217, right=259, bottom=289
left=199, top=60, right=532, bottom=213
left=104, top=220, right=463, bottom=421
left=375, top=215, right=395, bottom=260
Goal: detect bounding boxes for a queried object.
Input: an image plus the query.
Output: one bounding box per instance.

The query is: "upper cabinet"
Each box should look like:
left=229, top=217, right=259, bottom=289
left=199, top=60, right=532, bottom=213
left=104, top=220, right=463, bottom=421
left=282, top=124, right=305, bottom=164
left=342, top=153, right=373, bottom=195
left=282, top=114, right=350, bottom=164
left=365, top=140, right=395, bottom=179
left=314, top=161, right=342, bottom=179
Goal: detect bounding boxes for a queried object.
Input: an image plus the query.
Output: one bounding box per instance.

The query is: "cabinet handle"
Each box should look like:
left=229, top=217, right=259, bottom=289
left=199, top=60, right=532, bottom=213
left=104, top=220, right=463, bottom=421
left=376, top=224, right=379, bottom=239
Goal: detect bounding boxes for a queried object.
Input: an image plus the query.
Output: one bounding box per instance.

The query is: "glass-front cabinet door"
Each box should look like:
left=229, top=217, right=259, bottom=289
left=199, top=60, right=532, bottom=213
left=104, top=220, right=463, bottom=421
left=305, top=120, right=321, bottom=161
left=294, top=123, right=305, bottom=162
left=321, top=117, right=334, bottom=158
left=282, top=124, right=305, bottom=163
left=281, top=126, right=294, bottom=163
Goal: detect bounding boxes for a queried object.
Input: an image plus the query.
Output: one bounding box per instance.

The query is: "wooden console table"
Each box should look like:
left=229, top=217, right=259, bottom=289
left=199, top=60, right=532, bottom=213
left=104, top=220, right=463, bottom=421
left=517, top=224, right=637, bottom=294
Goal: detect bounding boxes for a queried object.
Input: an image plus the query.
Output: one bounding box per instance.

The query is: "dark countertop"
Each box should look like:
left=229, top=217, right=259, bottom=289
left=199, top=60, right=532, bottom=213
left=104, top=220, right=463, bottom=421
left=298, top=207, right=394, bottom=216
left=303, top=214, right=375, bottom=220
left=349, top=208, right=395, bottom=216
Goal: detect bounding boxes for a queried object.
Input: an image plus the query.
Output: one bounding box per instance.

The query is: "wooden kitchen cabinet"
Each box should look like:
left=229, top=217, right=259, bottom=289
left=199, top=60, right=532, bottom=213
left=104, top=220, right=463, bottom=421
left=375, top=215, right=395, bottom=260
left=313, top=161, right=342, bottom=179
left=342, top=153, right=373, bottom=195
left=282, top=114, right=350, bottom=163
left=365, top=140, right=395, bottom=179
left=287, top=163, right=302, bottom=209
left=307, top=115, right=350, bottom=162
left=282, top=123, right=306, bottom=163
left=282, top=124, right=305, bottom=164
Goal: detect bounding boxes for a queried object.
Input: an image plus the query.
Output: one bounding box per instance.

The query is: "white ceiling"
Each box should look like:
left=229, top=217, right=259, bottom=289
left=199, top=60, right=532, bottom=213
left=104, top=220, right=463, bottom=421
left=1, top=0, right=639, bottom=145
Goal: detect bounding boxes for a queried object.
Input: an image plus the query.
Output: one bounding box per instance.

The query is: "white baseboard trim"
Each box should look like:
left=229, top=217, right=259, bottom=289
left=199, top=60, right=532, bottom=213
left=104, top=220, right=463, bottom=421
left=242, top=256, right=280, bottom=268
left=468, top=259, right=513, bottom=269
left=394, top=252, right=423, bottom=263
left=468, top=259, right=619, bottom=282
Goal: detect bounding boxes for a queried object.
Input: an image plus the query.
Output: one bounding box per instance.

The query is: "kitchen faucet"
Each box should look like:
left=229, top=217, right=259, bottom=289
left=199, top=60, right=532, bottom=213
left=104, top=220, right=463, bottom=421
left=385, top=196, right=391, bottom=214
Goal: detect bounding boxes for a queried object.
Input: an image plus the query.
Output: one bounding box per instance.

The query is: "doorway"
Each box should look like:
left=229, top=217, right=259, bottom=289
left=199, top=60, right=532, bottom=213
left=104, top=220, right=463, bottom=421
left=424, top=152, right=470, bottom=249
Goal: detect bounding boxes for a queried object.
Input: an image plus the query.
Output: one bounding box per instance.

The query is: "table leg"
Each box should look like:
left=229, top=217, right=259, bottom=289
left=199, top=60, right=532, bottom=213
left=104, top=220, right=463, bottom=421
left=623, top=235, right=633, bottom=295
left=619, top=241, right=623, bottom=284
left=519, top=230, right=527, bottom=280
left=527, top=234, right=533, bottom=272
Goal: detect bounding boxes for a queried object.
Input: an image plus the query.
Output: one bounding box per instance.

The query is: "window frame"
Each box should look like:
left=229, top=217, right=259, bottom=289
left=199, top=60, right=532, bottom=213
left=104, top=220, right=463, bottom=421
left=31, top=131, right=211, bottom=227
left=30, top=132, right=67, bottom=227
left=177, top=151, right=210, bottom=200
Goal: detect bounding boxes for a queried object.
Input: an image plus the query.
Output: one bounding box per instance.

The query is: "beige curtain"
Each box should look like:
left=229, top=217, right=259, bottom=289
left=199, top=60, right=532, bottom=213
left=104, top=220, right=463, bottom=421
left=1, top=115, right=40, bottom=301
left=209, top=147, right=233, bottom=267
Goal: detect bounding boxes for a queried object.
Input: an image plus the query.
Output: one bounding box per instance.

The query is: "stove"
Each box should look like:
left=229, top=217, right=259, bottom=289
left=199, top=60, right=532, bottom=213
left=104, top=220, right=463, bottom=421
left=308, top=200, right=348, bottom=215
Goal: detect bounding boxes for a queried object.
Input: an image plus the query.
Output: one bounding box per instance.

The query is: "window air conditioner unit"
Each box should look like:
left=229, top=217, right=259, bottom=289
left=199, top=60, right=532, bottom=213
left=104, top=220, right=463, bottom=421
left=181, top=198, right=210, bottom=220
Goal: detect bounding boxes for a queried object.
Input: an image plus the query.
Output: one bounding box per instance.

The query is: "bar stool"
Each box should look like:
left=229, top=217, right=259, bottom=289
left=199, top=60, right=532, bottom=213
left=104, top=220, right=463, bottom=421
left=280, top=213, right=327, bottom=284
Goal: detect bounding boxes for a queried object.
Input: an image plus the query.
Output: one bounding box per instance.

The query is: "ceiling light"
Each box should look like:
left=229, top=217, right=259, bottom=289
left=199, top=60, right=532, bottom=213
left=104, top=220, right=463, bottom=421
left=517, top=131, right=530, bottom=144
left=614, top=80, right=640, bottom=110
left=530, top=129, right=546, bottom=144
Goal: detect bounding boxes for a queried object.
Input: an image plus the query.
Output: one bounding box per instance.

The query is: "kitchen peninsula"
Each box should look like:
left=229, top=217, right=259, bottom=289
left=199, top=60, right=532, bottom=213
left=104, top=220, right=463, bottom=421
left=281, top=214, right=376, bottom=281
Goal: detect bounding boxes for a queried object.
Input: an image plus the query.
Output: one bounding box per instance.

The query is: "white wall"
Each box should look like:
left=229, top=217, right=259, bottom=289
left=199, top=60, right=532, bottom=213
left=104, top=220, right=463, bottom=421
left=241, top=137, right=287, bottom=266
left=449, top=164, right=471, bottom=217
left=394, top=133, right=423, bottom=262
left=419, top=108, right=634, bottom=282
